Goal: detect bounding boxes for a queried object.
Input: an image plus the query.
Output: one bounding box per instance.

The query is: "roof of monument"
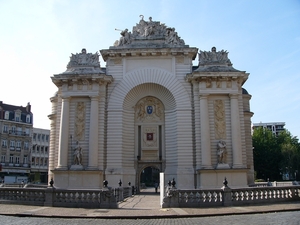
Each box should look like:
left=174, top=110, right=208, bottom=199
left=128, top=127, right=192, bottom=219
left=56, top=48, right=105, bottom=75
left=194, top=47, right=243, bottom=73
left=110, top=15, right=188, bottom=49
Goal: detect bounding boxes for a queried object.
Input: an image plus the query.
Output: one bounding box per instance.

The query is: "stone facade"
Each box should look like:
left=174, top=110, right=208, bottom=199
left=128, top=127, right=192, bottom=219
left=48, top=16, right=254, bottom=189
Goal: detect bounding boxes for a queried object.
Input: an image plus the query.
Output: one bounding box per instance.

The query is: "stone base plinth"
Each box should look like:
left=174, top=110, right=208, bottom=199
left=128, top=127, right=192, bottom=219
left=197, top=168, right=248, bottom=189
left=70, top=165, right=84, bottom=170
left=51, top=170, right=103, bottom=189
left=216, top=163, right=230, bottom=169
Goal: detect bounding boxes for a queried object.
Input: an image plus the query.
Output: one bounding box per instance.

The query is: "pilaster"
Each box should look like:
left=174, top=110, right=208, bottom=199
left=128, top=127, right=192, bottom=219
left=87, top=95, right=99, bottom=169
left=199, top=94, right=212, bottom=168
left=230, top=94, right=243, bottom=168
left=57, top=97, right=70, bottom=169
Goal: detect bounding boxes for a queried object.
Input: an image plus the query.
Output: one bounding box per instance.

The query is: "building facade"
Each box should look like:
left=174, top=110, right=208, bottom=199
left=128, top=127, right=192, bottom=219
left=0, top=101, right=32, bottom=183
left=253, top=122, right=285, bottom=136
left=30, top=128, right=50, bottom=183
left=48, top=17, right=254, bottom=189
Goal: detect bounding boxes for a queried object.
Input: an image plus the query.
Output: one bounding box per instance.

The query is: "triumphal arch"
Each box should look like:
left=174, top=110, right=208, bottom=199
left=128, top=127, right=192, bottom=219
left=48, top=16, right=254, bottom=189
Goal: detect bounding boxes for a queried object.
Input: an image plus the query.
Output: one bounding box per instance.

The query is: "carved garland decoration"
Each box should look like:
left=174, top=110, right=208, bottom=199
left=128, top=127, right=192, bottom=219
left=214, top=100, right=226, bottom=139
left=75, top=102, right=85, bottom=140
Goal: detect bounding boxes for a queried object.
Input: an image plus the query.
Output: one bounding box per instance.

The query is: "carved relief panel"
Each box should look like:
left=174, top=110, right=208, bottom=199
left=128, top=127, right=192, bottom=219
left=135, top=96, right=164, bottom=161
left=214, top=99, right=226, bottom=139
left=135, top=96, right=164, bottom=123
left=75, top=102, right=85, bottom=141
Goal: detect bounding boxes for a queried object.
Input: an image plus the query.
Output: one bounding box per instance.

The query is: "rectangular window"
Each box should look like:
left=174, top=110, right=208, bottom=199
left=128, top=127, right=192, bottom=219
left=24, top=142, right=29, bottom=150
left=9, top=155, right=14, bottom=163
left=2, top=140, right=7, bottom=147
left=45, top=135, right=49, bottom=142
left=33, top=133, right=36, bottom=140
left=10, top=140, right=15, bottom=147
left=1, top=155, right=5, bottom=163
left=3, top=125, right=8, bottom=133
left=37, top=134, right=41, bottom=141
left=11, top=126, right=16, bottom=134
left=42, top=134, right=45, bottom=141
left=23, top=156, right=28, bottom=164
left=15, top=156, right=20, bottom=164
left=44, top=158, right=48, bottom=166
left=16, top=127, right=22, bottom=136
left=16, top=141, right=21, bottom=150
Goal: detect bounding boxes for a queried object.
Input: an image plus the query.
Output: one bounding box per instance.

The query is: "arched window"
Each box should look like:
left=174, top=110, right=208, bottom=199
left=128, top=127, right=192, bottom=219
left=4, top=111, right=9, bottom=120
left=26, top=114, right=31, bottom=123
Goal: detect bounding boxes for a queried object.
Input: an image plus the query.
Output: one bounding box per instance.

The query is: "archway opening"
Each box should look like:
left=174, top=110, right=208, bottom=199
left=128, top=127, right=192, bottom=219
left=140, top=166, right=160, bottom=190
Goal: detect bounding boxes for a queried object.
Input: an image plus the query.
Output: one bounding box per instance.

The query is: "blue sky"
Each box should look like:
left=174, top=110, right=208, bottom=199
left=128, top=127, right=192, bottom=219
left=0, top=0, right=300, bottom=138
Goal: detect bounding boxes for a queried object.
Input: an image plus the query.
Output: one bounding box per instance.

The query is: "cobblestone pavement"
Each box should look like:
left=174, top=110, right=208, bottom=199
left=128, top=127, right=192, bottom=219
left=1, top=211, right=300, bottom=225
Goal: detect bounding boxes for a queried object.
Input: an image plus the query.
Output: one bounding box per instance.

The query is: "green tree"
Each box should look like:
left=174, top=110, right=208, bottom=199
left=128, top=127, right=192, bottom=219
left=253, top=127, right=281, bottom=181
left=253, top=128, right=300, bottom=181
left=277, top=131, right=300, bottom=180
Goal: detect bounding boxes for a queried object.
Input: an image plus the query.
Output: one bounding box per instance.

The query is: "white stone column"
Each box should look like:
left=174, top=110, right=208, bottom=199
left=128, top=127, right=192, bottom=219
left=199, top=94, right=212, bottom=168
left=88, top=95, right=99, bottom=169
left=230, top=94, right=243, bottom=168
left=57, top=97, right=70, bottom=169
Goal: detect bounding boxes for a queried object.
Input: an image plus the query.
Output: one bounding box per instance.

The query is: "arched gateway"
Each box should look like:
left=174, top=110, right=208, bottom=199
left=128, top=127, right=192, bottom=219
left=48, top=16, right=254, bottom=190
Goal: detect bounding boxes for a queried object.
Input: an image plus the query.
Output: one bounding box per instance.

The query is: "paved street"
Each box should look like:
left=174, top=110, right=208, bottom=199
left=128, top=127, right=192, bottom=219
left=1, top=211, right=300, bottom=225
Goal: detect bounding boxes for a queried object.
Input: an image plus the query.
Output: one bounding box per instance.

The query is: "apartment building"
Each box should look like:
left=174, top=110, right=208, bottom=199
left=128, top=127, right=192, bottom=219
left=30, top=128, right=50, bottom=183
left=0, top=101, right=33, bottom=183
left=253, top=122, right=286, bottom=136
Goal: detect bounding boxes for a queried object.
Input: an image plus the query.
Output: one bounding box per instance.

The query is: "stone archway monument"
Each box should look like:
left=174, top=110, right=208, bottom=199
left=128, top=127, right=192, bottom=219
left=48, top=15, right=254, bottom=190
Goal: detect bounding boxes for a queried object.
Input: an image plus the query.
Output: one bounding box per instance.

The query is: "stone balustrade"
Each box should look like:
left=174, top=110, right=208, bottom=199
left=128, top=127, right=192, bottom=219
left=0, top=187, right=119, bottom=208
left=1, top=185, right=299, bottom=209
left=0, top=188, right=45, bottom=206
left=162, top=185, right=300, bottom=208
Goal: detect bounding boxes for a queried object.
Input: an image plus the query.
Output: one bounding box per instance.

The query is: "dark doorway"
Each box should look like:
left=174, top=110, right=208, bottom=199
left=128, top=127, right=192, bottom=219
left=140, top=166, right=159, bottom=188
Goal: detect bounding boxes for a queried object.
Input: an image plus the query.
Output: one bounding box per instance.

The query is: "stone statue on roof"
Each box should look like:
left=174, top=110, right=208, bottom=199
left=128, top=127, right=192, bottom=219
left=61, top=49, right=104, bottom=75
left=198, top=47, right=232, bottom=66
left=113, top=15, right=185, bottom=47
left=67, top=48, right=100, bottom=68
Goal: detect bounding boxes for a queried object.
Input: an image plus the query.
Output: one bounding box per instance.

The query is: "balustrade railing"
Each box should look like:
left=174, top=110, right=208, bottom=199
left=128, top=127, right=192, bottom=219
left=52, top=189, right=117, bottom=208
left=0, top=188, right=45, bottom=206
left=0, top=187, right=118, bottom=208
left=162, top=185, right=300, bottom=208
left=0, top=184, right=299, bottom=209
left=230, top=186, right=300, bottom=205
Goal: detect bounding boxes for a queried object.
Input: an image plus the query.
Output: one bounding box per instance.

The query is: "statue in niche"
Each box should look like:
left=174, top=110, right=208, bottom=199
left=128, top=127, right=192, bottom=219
left=217, top=140, right=227, bottom=164
left=73, top=141, right=83, bottom=165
